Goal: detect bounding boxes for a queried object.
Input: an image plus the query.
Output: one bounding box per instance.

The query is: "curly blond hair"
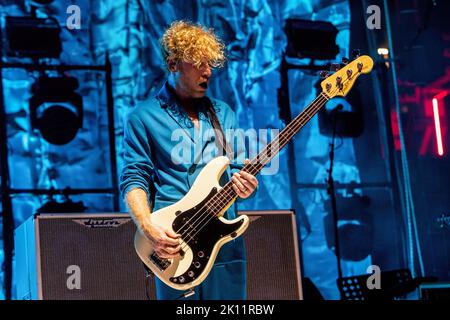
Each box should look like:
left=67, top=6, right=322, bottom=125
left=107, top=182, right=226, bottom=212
left=160, top=20, right=226, bottom=69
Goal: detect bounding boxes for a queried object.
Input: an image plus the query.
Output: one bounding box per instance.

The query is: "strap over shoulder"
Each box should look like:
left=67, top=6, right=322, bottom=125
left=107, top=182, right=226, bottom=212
left=204, top=97, right=234, bottom=160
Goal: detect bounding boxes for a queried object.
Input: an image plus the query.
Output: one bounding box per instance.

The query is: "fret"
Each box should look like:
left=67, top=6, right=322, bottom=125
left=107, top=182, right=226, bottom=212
left=207, top=92, right=330, bottom=214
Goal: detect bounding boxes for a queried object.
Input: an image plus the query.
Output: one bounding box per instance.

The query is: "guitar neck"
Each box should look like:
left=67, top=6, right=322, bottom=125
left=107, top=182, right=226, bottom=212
left=242, top=91, right=330, bottom=177
left=203, top=54, right=374, bottom=217
left=215, top=91, right=330, bottom=206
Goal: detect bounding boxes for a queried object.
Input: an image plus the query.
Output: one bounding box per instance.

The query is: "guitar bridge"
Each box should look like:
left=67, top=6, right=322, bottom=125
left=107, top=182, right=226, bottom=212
left=149, top=252, right=171, bottom=271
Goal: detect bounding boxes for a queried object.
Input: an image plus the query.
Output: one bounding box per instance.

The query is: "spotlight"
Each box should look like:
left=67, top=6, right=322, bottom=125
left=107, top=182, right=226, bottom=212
left=29, top=76, right=83, bottom=145
left=284, top=19, right=339, bottom=60
left=5, top=16, right=61, bottom=59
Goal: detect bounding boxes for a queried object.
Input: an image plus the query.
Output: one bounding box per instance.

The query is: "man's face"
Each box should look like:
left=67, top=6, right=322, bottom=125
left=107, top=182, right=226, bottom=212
left=171, top=60, right=212, bottom=99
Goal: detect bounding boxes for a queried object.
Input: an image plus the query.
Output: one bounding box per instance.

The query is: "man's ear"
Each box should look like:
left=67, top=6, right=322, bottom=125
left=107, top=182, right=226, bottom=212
left=168, top=59, right=178, bottom=72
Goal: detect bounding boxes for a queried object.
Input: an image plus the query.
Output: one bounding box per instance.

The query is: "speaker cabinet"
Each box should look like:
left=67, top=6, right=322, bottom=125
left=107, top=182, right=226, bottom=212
left=14, top=211, right=302, bottom=300
left=419, top=282, right=450, bottom=300
left=239, top=210, right=303, bottom=300
left=13, top=213, right=154, bottom=300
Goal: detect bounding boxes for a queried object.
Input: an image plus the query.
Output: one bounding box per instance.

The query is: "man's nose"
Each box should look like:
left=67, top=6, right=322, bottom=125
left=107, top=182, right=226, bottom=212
left=202, top=64, right=212, bottom=78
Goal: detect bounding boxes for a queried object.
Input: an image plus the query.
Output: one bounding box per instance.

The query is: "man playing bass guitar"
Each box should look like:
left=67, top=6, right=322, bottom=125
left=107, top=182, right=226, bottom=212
left=119, top=20, right=258, bottom=300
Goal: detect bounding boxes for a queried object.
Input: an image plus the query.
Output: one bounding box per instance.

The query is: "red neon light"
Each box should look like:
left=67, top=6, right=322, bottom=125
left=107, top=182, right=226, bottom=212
left=390, top=110, right=401, bottom=150
left=432, top=98, right=444, bottom=156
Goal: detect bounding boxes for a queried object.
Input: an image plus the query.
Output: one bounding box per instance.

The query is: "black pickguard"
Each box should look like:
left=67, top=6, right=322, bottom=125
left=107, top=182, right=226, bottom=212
left=169, top=188, right=243, bottom=285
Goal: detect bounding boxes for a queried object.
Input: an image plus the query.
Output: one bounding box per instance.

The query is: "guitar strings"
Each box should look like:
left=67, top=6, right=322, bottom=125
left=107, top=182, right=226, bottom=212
left=174, top=93, right=325, bottom=234
left=178, top=93, right=329, bottom=250
left=176, top=92, right=330, bottom=250
left=174, top=92, right=330, bottom=249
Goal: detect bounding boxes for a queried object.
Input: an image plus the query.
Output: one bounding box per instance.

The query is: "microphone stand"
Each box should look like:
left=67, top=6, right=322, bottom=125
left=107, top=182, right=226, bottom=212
left=326, top=106, right=343, bottom=297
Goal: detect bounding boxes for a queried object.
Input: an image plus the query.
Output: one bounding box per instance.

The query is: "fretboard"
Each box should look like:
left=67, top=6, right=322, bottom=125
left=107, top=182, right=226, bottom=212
left=211, top=91, right=330, bottom=213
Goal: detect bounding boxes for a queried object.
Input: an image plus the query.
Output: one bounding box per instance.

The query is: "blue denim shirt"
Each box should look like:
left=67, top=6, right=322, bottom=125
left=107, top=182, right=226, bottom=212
left=119, top=83, right=246, bottom=264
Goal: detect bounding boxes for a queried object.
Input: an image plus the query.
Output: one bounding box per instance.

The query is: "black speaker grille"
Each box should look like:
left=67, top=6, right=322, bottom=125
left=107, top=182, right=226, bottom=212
left=242, top=212, right=301, bottom=300
left=37, top=215, right=155, bottom=300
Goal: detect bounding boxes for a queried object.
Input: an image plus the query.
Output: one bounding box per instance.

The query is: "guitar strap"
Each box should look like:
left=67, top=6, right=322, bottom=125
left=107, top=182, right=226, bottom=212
left=204, top=97, right=234, bottom=160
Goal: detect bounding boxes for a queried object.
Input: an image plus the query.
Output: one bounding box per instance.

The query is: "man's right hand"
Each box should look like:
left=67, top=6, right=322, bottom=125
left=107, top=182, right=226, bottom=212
left=125, top=188, right=181, bottom=259
left=141, top=220, right=181, bottom=259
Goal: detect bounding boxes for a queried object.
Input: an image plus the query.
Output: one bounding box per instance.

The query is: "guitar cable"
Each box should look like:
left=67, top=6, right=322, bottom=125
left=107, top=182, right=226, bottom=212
left=143, top=263, right=154, bottom=300
left=174, top=288, right=196, bottom=300
left=142, top=262, right=197, bottom=300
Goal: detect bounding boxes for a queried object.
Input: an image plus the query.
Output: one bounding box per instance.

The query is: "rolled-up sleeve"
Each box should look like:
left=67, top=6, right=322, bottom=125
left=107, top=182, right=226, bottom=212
left=119, top=111, right=155, bottom=200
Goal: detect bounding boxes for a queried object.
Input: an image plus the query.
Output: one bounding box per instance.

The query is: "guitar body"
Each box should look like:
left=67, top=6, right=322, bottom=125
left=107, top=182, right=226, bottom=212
left=134, top=156, right=249, bottom=291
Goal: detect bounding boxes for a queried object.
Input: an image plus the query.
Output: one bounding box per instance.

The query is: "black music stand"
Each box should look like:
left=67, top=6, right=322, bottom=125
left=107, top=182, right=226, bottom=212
left=338, top=268, right=437, bottom=300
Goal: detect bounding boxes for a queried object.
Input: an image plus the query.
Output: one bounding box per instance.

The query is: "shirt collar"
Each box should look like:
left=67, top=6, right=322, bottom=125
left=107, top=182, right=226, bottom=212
left=155, top=81, right=211, bottom=116
left=155, top=81, right=177, bottom=109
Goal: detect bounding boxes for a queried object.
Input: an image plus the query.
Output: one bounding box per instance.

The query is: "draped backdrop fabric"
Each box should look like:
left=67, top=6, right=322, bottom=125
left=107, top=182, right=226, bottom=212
left=0, top=0, right=367, bottom=299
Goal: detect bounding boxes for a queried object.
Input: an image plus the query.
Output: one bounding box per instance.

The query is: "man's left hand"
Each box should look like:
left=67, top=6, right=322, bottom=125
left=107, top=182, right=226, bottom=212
left=231, top=159, right=258, bottom=199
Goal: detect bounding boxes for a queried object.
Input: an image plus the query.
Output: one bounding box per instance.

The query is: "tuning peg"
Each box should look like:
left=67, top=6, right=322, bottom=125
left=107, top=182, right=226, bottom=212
left=319, top=70, right=329, bottom=79
left=352, top=49, right=361, bottom=59
left=335, top=76, right=343, bottom=91
left=330, top=63, right=340, bottom=72
left=341, top=57, right=349, bottom=65
left=357, top=62, right=363, bottom=72
left=347, top=69, right=353, bottom=78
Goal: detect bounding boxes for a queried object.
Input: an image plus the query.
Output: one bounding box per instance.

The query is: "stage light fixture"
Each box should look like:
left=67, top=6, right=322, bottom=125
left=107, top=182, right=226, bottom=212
left=314, top=79, right=365, bottom=138
left=324, top=193, right=372, bottom=261
left=284, top=19, right=340, bottom=60
left=29, top=76, right=83, bottom=145
left=37, top=197, right=86, bottom=214
left=318, top=98, right=365, bottom=137
left=5, top=16, right=61, bottom=58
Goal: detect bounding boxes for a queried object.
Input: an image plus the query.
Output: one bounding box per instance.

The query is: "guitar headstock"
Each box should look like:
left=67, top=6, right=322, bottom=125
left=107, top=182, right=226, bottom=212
left=320, top=55, right=374, bottom=98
